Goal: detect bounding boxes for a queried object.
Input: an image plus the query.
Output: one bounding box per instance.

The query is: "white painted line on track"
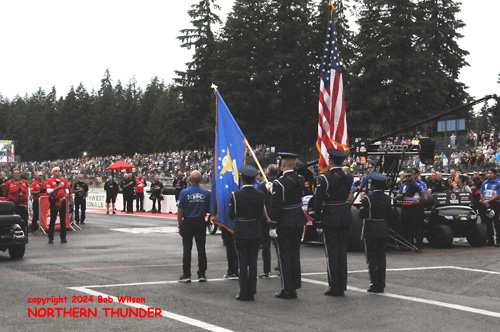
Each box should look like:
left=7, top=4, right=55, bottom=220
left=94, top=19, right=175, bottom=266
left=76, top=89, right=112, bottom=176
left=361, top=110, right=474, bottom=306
left=69, top=286, right=234, bottom=332
left=302, top=278, right=500, bottom=319
left=110, top=226, right=178, bottom=234
left=76, top=266, right=499, bottom=289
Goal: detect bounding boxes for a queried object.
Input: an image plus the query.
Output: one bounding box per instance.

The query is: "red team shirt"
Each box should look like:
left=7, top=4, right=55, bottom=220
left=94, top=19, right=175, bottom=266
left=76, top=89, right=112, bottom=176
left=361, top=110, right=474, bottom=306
left=4, top=178, right=29, bottom=205
left=30, top=180, right=47, bottom=200
left=136, top=178, right=145, bottom=194
left=46, top=177, right=69, bottom=200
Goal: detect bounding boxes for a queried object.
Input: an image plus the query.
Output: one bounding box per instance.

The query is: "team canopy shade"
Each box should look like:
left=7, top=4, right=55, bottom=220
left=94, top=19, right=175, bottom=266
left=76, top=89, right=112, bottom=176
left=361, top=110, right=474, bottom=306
left=105, top=161, right=135, bottom=170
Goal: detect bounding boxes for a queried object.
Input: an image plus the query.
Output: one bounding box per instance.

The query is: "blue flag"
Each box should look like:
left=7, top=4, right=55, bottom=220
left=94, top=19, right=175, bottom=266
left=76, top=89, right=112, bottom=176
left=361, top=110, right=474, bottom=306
left=210, top=91, right=247, bottom=232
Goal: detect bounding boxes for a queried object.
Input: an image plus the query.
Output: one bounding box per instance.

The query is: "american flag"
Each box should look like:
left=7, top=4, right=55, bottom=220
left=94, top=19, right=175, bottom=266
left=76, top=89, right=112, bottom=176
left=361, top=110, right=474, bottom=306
left=317, top=4, right=349, bottom=172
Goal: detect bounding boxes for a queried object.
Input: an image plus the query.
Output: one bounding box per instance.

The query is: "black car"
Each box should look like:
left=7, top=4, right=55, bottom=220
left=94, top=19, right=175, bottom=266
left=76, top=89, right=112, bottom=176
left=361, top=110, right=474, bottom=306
left=423, top=192, right=487, bottom=248
left=0, top=201, right=27, bottom=259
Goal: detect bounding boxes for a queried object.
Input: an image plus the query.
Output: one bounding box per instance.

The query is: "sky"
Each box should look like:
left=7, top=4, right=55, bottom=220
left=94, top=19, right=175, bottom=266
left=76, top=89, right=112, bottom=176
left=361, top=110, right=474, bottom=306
left=0, top=0, right=498, bottom=106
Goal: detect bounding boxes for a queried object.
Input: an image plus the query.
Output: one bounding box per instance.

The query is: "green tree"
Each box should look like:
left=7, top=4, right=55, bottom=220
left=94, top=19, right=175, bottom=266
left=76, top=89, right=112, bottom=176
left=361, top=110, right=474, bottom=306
left=214, top=0, right=277, bottom=144
left=348, top=0, right=469, bottom=138
left=175, top=0, right=222, bottom=148
left=268, top=0, right=318, bottom=149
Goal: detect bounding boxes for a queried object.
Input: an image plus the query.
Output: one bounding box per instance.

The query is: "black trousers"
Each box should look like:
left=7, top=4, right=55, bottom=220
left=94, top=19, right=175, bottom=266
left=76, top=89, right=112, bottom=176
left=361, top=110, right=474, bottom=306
left=260, top=223, right=271, bottom=274
left=401, top=204, right=424, bottom=248
left=365, top=237, right=387, bottom=291
left=323, top=224, right=350, bottom=293
left=48, top=199, right=66, bottom=241
left=122, top=193, right=127, bottom=211
left=74, top=198, right=86, bottom=223
left=125, top=193, right=134, bottom=213
left=222, top=227, right=238, bottom=275
left=135, top=193, right=144, bottom=211
left=31, top=199, right=40, bottom=230
left=181, top=217, right=207, bottom=277
left=277, top=226, right=303, bottom=291
left=235, top=239, right=260, bottom=297
left=479, top=202, right=500, bottom=244
left=152, top=197, right=162, bottom=212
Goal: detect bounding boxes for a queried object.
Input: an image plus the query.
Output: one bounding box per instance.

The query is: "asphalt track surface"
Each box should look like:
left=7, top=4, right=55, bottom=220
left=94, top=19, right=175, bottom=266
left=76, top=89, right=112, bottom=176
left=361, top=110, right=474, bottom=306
left=1, top=211, right=499, bottom=332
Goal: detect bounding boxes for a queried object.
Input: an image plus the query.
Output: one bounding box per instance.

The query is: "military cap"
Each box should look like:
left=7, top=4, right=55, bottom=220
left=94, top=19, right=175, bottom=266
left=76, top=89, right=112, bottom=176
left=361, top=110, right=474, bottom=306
left=369, top=172, right=387, bottom=182
left=239, top=165, right=259, bottom=177
left=277, top=152, right=298, bottom=159
left=327, top=149, right=347, bottom=158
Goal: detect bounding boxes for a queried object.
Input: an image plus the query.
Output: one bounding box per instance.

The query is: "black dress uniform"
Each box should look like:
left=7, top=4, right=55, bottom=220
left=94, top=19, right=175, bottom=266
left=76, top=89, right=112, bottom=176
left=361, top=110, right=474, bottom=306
left=271, top=154, right=308, bottom=299
left=229, top=165, right=265, bottom=301
left=315, top=161, right=353, bottom=296
left=359, top=173, right=392, bottom=293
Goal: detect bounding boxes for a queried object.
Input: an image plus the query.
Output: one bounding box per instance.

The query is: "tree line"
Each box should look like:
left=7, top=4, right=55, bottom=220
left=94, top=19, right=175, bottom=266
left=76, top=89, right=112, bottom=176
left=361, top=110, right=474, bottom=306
left=2, top=0, right=492, bottom=162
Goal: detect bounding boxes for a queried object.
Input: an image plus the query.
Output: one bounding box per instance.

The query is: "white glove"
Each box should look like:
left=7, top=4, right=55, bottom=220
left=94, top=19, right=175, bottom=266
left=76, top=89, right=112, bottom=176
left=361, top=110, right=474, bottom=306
left=269, top=229, right=278, bottom=239
left=265, top=182, right=273, bottom=191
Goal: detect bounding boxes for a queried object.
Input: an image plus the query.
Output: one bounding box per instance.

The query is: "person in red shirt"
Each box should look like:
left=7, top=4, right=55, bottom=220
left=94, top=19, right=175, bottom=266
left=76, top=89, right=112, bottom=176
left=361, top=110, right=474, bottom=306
left=135, top=173, right=146, bottom=212
left=29, top=172, right=46, bottom=231
left=46, top=167, right=69, bottom=244
left=4, top=168, right=29, bottom=231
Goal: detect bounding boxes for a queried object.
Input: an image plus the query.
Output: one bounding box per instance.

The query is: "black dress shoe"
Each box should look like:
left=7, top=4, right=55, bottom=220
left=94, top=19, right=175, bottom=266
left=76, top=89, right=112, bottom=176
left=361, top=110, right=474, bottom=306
left=248, top=295, right=255, bottom=301
left=236, top=295, right=249, bottom=301
left=324, top=289, right=344, bottom=297
left=48, top=239, right=54, bottom=244
left=367, top=287, right=383, bottom=293
left=275, top=290, right=295, bottom=299
left=61, top=239, right=67, bottom=243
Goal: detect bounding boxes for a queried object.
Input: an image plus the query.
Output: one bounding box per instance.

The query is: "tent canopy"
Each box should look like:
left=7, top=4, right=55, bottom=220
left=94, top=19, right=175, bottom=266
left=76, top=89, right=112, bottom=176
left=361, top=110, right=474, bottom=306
left=105, top=161, right=135, bottom=170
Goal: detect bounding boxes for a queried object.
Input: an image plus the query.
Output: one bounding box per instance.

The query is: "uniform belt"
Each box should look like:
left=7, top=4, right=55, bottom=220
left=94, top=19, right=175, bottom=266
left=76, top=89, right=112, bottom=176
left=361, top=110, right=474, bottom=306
left=402, top=201, right=420, bottom=206
left=323, top=201, right=349, bottom=206
left=282, top=203, right=301, bottom=210
left=236, top=218, right=257, bottom=222
left=366, top=219, right=386, bottom=221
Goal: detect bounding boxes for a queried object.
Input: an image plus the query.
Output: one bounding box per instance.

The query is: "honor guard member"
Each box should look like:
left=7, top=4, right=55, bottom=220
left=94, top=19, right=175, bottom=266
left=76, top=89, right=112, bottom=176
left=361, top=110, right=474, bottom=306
left=73, top=174, right=89, bottom=224
left=271, top=152, right=308, bottom=299
left=314, top=149, right=353, bottom=297
left=396, top=170, right=427, bottom=252
left=359, top=172, right=392, bottom=293
left=257, top=164, right=280, bottom=278
left=29, top=172, right=46, bottom=231
left=479, top=169, right=500, bottom=246
left=46, top=167, right=69, bottom=243
left=229, top=165, right=269, bottom=301
left=177, top=171, right=211, bottom=283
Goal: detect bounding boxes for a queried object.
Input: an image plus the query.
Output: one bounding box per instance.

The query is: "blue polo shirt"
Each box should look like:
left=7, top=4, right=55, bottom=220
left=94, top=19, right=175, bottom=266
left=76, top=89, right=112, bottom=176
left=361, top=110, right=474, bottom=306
left=480, top=178, right=500, bottom=201
left=398, top=180, right=426, bottom=204
left=177, top=184, right=210, bottom=218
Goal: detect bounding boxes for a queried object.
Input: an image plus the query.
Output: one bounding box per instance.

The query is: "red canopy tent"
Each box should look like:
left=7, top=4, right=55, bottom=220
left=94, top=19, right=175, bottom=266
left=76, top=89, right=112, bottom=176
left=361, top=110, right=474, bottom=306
left=105, top=161, right=135, bottom=170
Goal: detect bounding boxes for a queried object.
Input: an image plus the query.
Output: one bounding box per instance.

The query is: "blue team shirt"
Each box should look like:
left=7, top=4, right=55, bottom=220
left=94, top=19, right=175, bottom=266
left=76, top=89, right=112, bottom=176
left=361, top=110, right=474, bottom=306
left=398, top=180, right=426, bottom=203
left=351, top=175, right=371, bottom=193
left=417, top=179, right=428, bottom=193
left=177, top=184, right=210, bottom=218
left=480, top=178, right=500, bottom=201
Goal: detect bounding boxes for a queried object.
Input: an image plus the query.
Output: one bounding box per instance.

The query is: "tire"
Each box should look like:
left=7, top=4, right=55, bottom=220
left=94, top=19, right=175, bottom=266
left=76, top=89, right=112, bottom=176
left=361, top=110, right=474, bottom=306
left=429, top=225, right=454, bottom=248
left=207, top=220, right=218, bottom=235
left=0, top=201, right=15, bottom=215
left=9, top=244, right=25, bottom=259
left=466, top=223, right=487, bottom=247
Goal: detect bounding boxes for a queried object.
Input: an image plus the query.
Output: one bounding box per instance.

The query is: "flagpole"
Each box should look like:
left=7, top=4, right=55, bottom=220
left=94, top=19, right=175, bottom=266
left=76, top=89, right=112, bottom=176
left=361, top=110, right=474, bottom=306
left=244, top=139, right=269, bottom=184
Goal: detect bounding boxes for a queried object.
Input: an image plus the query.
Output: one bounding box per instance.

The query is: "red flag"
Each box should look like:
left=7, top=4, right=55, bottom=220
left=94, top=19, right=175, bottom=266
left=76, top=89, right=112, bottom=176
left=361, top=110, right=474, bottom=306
left=317, top=4, right=349, bottom=172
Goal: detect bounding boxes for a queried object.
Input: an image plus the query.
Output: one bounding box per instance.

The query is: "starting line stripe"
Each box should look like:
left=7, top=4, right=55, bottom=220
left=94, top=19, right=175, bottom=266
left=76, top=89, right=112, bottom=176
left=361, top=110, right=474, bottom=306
left=69, top=286, right=234, bottom=332
left=301, top=277, right=500, bottom=319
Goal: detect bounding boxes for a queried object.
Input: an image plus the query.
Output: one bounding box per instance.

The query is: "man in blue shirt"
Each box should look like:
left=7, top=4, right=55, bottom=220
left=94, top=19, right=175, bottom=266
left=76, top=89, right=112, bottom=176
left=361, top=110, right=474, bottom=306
left=397, top=169, right=427, bottom=252
left=479, top=169, right=500, bottom=246
left=177, top=171, right=211, bottom=282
